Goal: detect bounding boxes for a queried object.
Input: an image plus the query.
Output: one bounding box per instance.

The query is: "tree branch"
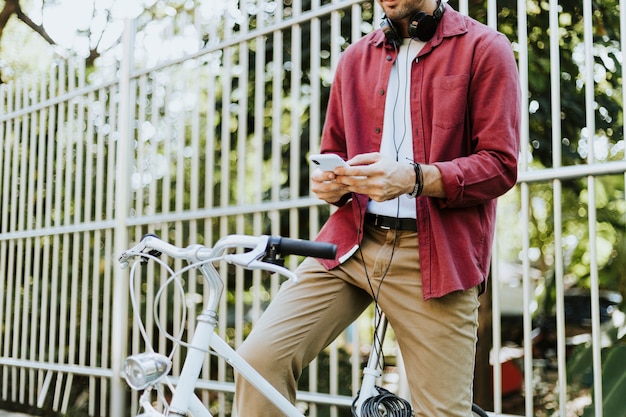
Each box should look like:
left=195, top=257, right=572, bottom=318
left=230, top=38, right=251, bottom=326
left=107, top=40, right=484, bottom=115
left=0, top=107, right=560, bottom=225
left=15, top=4, right=57, bottom=45
left=0, top=0, right=19, bottom=39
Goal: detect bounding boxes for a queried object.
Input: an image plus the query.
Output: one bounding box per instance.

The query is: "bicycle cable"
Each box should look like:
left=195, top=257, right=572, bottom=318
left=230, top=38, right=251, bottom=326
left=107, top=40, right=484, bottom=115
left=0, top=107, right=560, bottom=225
left=128, top=252, right=223, bottom=357
left=354, top=195, right=401, bottom=369
left=352, top=386, right=413, bottom=417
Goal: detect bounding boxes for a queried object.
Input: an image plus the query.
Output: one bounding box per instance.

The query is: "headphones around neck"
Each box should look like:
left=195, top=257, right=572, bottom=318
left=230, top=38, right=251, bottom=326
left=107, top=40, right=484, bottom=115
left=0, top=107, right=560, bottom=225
left=381, top=0, right=446, bottom=46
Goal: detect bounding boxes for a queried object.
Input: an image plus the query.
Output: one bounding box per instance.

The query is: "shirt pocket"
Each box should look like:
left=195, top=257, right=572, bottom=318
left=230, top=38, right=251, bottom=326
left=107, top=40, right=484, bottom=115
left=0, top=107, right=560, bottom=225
left=431, top=74, right=470, bottom=129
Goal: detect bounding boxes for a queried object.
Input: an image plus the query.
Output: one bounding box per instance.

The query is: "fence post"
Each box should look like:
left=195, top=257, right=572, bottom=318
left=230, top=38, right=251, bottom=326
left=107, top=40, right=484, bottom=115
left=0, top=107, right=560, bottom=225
left=111, top=17, right=136, bottom=417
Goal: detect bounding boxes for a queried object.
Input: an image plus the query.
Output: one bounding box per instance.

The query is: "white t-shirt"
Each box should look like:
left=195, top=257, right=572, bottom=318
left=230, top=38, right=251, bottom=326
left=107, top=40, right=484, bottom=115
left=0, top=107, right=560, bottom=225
left=367, top=38, right=425, bottom=219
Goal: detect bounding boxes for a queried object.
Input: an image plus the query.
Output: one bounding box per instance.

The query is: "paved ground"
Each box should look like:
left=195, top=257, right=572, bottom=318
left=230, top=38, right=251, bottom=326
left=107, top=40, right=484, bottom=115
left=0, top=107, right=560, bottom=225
left=0, top=411, right=34, bottom=417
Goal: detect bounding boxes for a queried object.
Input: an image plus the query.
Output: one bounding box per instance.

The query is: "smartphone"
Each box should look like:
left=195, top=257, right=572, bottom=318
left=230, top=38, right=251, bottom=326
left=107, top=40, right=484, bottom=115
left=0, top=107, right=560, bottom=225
left=308, top=154, right=349, bottom=171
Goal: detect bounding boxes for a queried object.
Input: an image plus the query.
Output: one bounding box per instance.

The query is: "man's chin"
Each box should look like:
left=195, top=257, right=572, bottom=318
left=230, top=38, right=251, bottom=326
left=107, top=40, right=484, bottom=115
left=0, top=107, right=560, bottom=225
left=381, top=3, right=415, bottom=21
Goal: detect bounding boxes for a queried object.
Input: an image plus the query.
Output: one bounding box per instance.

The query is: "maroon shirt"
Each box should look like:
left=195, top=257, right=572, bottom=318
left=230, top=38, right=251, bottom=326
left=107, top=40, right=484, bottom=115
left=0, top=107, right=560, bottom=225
left=315, top=5, right=521, bottom=300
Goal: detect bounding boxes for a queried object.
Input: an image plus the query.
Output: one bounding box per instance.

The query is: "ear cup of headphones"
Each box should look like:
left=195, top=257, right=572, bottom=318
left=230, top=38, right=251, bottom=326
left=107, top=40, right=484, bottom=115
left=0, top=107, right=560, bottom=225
left=408, top=12, right=439, bottom=41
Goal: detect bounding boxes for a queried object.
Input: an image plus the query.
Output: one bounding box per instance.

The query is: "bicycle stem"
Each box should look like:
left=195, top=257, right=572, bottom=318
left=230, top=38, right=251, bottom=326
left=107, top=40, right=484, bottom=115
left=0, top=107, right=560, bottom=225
left=159, top=260, right=225, bottom=415
left=160, top=237, right=280, bottom=415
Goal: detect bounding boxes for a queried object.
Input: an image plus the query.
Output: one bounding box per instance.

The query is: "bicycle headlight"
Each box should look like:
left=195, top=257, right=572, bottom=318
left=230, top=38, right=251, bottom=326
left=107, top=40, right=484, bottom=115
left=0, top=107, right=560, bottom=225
left=124, top=352, right=172, bottom=390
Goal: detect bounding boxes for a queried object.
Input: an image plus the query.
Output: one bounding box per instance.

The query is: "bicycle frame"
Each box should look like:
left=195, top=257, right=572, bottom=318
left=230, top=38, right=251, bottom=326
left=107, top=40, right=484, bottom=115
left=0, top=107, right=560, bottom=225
left=120, top=234, right=338, bottom=417
left=120, top=234, right=486, bottom=417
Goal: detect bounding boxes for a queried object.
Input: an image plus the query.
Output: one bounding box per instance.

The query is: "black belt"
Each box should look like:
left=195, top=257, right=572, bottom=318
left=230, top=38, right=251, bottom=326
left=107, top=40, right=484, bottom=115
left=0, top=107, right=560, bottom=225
left=365, top=213, right=417, bottom=232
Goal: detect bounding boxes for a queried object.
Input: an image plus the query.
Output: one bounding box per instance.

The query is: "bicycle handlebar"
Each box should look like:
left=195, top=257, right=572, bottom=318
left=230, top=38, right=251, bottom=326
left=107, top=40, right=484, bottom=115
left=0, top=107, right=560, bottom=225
left=266, top=236, right=336, bottom=260
left=118, top=233, right=337, bottom=271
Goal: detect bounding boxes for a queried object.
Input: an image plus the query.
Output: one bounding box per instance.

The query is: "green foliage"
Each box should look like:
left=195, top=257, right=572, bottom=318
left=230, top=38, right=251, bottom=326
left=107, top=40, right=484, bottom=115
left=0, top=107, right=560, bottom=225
left=568, top=338, right=626, bottom=417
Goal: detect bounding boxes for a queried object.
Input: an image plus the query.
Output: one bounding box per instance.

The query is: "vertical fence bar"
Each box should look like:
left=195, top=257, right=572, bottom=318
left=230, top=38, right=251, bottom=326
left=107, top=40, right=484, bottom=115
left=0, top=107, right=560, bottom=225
left=38, top=65, right=56, bottom=407
left=234, top=1, right=251, bottom=362
left=487, top=1, right=503, bottom=411
left=56, top=61, right=71, bottom=410
left=63, top=60, right=79, bottom=414
left=202, top=17, right=218, bottom=399
left=111, top=17, right=136, bottom=417
left=16, top=79, right=30, bottom=404
left=50, top=60, right=65, bottom=411
left=520, top=192, right=533, bottom=417
left=158, top=71, right=171, bottom=358
left=218, top=13, right=234, bottom=415
left=101, top=82, right=118, bottom=417
left=491, top=226, right=502, bottom=414
left=270, top=2, right=285, bottom=300
left=622, top=0, right=626, bottom=240
left=548, top=0, right=567, bottom=415
left=77, top=62, right=91, bottom=414
left=0, top=85, right=11, bottom=401
left=309, top=2, right=325, bottom=404
left=515, top=0, right=532, bottom=415
left=289, top=0, right=303, bottom=264
left=238, top=48, right=248, bottom=377
left=85, top=87, right=96, bottom=416
left=583, top=2, right=603, bottom=416
left=173, top=69, right=184, bottom=391
left=131, top=74, right=148, bottom=412
left=0, top=82, right=6, bottom=401
left=330, top=3, right=341, bottom=73
left=31, top=74, right=47, bottom=406
left=188, top=64, right=201, bottom=378
left=582, top=1, right=603, bottom=416
left=308, top=0, right=322, bottom=247
left=8, top=80, right=21, bottom=402
left=144, top=75, right=160, bottom=380
left=249, top=0, right=267, bottom=348
left=21, top=78, right=37, bottom=405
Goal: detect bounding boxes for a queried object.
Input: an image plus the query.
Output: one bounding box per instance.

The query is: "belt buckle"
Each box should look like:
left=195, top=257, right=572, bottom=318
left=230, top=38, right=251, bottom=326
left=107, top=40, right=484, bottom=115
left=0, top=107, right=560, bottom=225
left=373, top=215, right=391, bottom=230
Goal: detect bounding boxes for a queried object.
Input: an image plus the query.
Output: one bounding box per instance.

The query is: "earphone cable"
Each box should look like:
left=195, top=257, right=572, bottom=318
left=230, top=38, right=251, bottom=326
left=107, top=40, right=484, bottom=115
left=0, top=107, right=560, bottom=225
left=354, top=196, right=401, bottom=373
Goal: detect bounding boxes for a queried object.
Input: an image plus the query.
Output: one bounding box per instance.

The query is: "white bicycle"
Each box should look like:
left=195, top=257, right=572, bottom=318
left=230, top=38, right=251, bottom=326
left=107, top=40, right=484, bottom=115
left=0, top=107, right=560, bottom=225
left=119, top=233, right=490, bottom=417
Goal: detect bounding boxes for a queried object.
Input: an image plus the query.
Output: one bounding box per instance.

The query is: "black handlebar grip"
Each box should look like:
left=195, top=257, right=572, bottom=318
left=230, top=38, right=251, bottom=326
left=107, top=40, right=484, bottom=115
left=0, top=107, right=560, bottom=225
left=269, top=236, right=337, bottom=259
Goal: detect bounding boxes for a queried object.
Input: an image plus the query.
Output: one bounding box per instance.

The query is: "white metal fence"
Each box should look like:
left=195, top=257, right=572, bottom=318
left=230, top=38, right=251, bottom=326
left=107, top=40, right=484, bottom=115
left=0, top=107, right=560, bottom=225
left=1, top=1, right=625, bottom=416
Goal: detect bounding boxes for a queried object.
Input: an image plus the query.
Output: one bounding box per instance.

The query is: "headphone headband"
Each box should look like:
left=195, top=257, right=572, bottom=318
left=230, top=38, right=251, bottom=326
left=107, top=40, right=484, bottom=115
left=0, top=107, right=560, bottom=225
left=432, top=0, right=446, bottom=22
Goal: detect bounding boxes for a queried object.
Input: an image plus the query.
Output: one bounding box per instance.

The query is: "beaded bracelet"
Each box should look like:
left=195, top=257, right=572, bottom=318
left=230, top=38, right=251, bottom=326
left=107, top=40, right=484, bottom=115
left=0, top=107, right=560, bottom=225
left=407, top=162, right=423, bottom=198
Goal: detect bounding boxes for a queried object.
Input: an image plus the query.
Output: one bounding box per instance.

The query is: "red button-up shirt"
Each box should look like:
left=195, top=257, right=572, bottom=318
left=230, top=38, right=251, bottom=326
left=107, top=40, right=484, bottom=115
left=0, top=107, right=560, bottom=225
left=315, top=5, right=521, bottom=300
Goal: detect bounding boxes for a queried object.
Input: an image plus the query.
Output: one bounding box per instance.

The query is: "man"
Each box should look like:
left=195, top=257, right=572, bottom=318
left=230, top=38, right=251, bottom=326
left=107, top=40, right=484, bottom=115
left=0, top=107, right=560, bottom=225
left=235, top=0, right=520, bottom=415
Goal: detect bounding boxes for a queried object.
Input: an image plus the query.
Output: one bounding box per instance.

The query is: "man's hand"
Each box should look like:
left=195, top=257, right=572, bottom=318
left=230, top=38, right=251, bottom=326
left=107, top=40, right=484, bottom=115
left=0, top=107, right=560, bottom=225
left=333, top=153, right=415, bottom=202
left=310, top=167, right=351, bottom=204
left=311, top=152, right=446, bottom=203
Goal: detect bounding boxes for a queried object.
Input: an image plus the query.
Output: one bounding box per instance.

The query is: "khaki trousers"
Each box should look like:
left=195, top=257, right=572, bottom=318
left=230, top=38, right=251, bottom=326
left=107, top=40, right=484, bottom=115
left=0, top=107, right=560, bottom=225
left=234, top=224, right=480, bottom=416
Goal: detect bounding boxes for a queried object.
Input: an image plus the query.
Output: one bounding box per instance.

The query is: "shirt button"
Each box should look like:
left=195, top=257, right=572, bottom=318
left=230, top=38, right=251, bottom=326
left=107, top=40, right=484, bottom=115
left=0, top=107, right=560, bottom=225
left=379, top=89, right=385, bottom=95
left=375, top=127, right=381, bottom=134
left=386, top=55, right=392, bottom=61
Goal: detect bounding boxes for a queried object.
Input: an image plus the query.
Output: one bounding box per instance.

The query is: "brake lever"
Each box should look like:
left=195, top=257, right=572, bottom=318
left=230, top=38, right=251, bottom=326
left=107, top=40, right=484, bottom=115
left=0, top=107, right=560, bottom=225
left=222, top=236, right=270, bottom=268
left=119, top=234, right=162, bottom=268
